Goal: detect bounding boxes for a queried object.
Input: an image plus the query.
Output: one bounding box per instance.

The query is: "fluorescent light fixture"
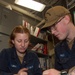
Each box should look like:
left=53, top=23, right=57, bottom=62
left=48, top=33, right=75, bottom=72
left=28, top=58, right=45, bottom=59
left=14, top=0, right=46, bottom=12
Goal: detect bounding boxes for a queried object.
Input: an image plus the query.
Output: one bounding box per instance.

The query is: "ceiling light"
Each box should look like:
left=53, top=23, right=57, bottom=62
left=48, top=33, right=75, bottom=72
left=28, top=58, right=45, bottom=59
left=14, top=0, right=46, bottom=12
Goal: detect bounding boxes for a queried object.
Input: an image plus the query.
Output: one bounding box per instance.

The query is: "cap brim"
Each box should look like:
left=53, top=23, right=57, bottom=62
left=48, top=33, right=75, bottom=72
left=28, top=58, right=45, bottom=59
left=41, top=18, right=60, bottom=30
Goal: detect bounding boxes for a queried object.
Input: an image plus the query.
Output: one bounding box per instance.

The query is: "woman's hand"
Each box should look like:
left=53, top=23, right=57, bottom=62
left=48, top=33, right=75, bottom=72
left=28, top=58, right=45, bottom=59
left=17, top=68, right=28, bottom=75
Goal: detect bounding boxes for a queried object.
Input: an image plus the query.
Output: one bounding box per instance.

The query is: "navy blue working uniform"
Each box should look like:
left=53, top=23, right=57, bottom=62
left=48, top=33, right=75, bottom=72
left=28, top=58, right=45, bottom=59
left=0, top=47, right=42, bottom=75
left=55, top=40, right=75, bottom=71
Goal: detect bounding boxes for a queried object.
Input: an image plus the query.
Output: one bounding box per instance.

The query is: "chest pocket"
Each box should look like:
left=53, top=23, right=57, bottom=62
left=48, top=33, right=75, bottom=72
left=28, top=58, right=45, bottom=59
left=58, top=51, right=71, bottom=64
left=8, top=59, right=21, bottom=73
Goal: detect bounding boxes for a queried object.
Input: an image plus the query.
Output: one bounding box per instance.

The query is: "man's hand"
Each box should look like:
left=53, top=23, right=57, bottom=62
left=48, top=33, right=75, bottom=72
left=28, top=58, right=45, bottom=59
left=43, top=69, right=60, bottom=75
left=68, top=66, right=75, bottom=75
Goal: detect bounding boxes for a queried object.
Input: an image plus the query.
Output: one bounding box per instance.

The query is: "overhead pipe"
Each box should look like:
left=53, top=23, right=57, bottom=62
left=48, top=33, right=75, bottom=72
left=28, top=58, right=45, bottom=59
left=67, top=0, right=75, bottom=6
left=0, top=0, right=42, bottom=21
left=36, top=19, right=45, bottom=27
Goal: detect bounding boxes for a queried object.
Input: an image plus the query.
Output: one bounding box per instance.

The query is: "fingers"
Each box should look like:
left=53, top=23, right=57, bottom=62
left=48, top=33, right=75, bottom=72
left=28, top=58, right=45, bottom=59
left=18, top=68, right=28, bottom=75
left=43, top=70, right=49, bottom=75
left=20, top=68, right=28, bottom=72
